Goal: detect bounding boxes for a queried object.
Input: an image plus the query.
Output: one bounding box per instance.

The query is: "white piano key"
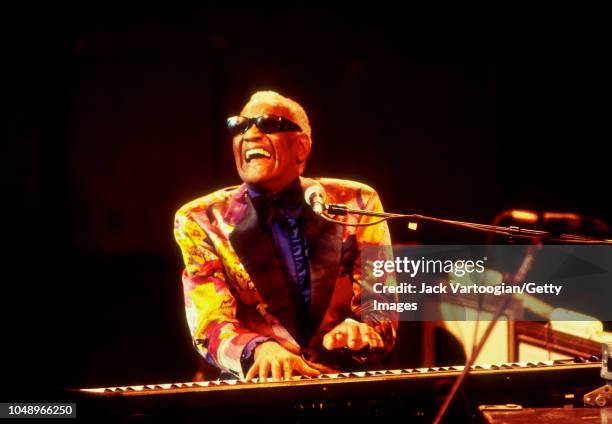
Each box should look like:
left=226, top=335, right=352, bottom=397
left=80, top=387, right=107, bottom=393
left=193, top=381, right=210, bottom=387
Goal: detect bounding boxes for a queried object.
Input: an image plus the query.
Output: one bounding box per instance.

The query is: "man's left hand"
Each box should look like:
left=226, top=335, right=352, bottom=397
left=322, top=319, right=384, bottom=351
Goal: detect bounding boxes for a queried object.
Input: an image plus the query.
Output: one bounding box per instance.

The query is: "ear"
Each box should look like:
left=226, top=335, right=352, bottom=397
left=294, top=133, right=311, bottom=163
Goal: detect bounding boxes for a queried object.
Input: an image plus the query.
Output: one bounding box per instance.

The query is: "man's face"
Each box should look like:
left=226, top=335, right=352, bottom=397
left=232, top=101, right=308, bottom=193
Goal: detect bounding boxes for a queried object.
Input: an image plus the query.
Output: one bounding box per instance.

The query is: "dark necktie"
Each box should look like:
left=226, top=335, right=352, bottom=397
left=284, top=215, right=311, bottom=310
left=252, top=187, right=312, bottom=311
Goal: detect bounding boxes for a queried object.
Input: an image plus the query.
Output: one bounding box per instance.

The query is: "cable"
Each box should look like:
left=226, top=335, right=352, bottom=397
left=319, top=211, right=389, bottom=227
left=319, top=203, right=612, bottom=244
left=432, top=244, right=541, bottom=423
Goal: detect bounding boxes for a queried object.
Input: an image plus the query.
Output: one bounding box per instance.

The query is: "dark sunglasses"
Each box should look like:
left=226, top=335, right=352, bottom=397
left=226, top=114, right=302, bottom=136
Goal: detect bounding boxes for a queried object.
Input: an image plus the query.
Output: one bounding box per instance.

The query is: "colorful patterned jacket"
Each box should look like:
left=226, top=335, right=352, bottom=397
left=173, top=177, right=397, bottom=378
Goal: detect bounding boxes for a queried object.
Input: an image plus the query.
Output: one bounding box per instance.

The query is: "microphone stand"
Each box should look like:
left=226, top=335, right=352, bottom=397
left=325, top=203, right=612, bottom=244
left=323, top=203, right=612, bottom=422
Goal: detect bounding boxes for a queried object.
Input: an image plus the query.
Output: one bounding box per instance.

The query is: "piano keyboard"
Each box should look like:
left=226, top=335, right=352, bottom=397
left=80, top=359, right=601, bottom=396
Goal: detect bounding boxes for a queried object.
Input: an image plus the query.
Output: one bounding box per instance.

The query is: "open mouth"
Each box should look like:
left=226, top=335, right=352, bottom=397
left=244, top=147, right=272, bottom=162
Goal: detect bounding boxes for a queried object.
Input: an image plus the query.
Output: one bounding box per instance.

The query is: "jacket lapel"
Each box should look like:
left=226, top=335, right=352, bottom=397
left=303, top=205, right=343, bottom=341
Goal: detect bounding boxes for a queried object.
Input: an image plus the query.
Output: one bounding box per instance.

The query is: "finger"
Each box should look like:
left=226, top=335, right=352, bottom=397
left=272, top=361, right=282, bottom=382
left=296, top=360, right=321, bottom=377
left=283, top=360, right=294, bottom=381
left=347, top=324, right=359, bottom=349
left=323, top=331, right=347, bottom=350
left=245, top=363, right=258, bottom=381
left=322, top=333, right=334, bottom=350
left=259, top=362, right=270, bottom=383
left=359, top=332, right=371, bottom=348
left=333, top=332, right=348, bottom=349
left=368, top=329, right=383, bottom=348
left=358, top=326, right=374, bottom=348
left=374, top=334, right=384, bottom=348
left=357, top=323, right=379, bottom=347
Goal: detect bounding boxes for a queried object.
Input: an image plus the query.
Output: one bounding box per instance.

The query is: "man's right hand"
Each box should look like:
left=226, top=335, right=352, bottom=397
left=245, top=341, right=320, bottom=382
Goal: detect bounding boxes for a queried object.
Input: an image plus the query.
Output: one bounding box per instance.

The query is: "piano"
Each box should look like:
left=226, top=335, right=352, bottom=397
left=75, top=358, right=603, bottom=422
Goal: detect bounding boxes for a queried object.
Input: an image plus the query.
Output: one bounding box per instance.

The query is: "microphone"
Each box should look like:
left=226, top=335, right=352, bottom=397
left=304, top=186, right=327, bottom=215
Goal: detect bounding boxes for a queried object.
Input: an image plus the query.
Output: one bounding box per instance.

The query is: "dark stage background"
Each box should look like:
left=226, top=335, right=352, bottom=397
left=4, top=7, right=609, bottom=400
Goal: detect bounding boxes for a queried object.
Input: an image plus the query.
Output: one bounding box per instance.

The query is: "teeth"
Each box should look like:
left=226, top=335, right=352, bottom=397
left=245, top=148, right=271, bottom=161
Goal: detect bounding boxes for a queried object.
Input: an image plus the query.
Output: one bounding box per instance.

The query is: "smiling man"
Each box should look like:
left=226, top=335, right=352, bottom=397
left=174, top=91, right=397, bottom=382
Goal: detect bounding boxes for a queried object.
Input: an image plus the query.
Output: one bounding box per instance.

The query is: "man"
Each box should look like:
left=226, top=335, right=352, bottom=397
left=174, top=91, right=397, bottom=382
